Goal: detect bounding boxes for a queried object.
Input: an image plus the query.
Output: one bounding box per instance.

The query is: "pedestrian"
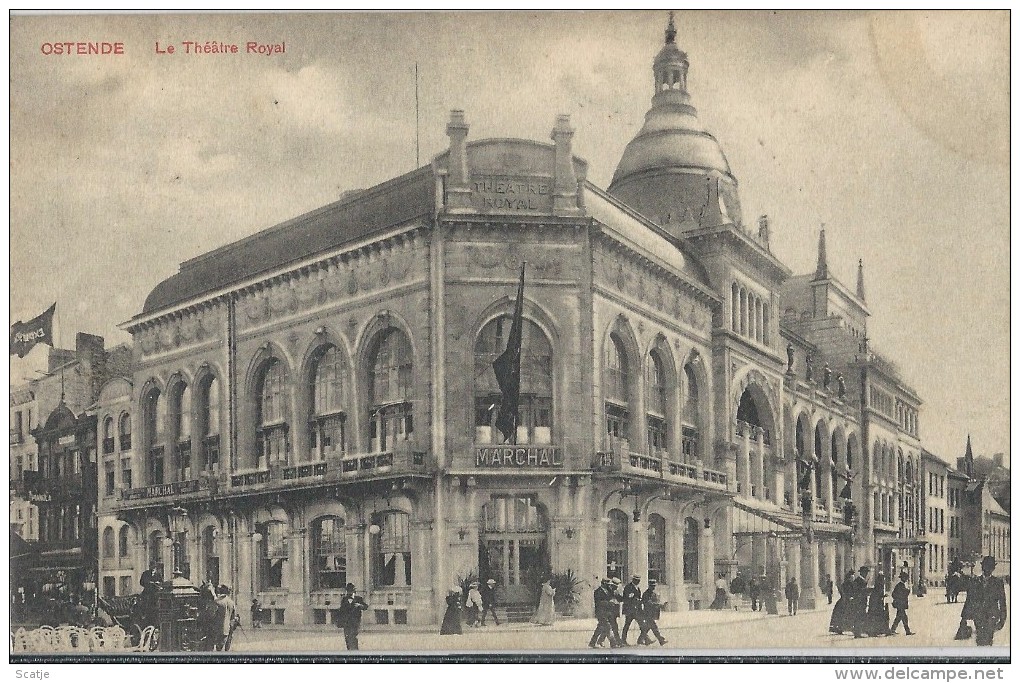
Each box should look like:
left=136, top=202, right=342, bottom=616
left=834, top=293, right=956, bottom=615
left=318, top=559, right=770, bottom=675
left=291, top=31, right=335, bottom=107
left=197, top=583, right=219, bottom=651
left=851, top=566, right=871, bottom=638
left=710, top=575, right=729, bottom=610
left=336, top=583, right=369, bottom=650
left=636, top=578, right=668, bottom=646
left=829, top=570, right=856, bottom=634
left=214, top=584, right=238, bottom=651
left=605, top=577, right=624, bottom=647
left=480, top=578, right=501, bottom=626
left=620, top=575, right=642, bottom=644
left=748, top=574, right=761, bottom=612
left=889, top=571, right=914, bottom=636
left=822, top=574, right=834, bottom=605
left=440, top=586, right=463, bottom=635
left=588, top=578, right=621, bottom=648
left=465, top=581, right=483, bottom=627
left=863, top=572, right=890, bottom=637
left=960, top=556, right=1008, bottom=647
left=250, top=598, right=262, bottom=629
left=785, top=577, right=800, bottom=615
left=730, top=572, right=746, bottom=607
left=532, top=578, right=556, bottom=626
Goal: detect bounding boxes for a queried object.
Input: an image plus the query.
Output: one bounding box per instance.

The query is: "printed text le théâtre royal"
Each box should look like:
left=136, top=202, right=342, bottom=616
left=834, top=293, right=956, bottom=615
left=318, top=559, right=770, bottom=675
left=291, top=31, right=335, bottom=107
left=155, top=41, right=285, bottom=55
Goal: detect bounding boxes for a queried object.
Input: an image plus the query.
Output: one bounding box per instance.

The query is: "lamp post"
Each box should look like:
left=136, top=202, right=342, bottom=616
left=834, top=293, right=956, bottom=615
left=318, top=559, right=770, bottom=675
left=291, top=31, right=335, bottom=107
left=167, top=505, right=192, bottom=589
left=158, top=504, right=199, bottom=652
left=250, top=531, right=263, bottom=597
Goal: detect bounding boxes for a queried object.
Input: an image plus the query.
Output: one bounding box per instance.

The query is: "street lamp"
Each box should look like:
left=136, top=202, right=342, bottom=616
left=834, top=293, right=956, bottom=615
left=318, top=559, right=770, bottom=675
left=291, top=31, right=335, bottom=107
left=166, top=505, right=192, bottom=589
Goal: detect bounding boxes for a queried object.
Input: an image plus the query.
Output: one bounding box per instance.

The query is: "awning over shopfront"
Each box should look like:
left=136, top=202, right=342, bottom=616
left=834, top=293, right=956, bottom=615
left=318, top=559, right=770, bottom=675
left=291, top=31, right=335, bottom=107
left=733, top=500, right=852, bottom=538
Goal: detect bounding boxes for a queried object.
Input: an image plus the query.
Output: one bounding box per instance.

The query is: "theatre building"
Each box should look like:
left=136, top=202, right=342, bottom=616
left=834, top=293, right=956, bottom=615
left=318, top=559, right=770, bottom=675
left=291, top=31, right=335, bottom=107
left=110, top=16, right=925, bottom=626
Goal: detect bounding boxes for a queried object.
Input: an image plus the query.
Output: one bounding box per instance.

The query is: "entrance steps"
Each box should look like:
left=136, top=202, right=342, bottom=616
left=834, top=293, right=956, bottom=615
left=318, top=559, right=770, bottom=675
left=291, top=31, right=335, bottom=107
left=498, top=604, right=535, bottom=623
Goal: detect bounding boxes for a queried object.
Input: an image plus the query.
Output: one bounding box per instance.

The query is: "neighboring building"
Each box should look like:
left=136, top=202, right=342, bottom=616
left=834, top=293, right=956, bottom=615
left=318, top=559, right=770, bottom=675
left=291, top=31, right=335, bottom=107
left=959, top=437, right=1011, bottom=577
left=105, top=15, right=933, bottom=627
left=947, top=467, right=968, bottom=568
left=9, top=334, right=130, bottom=607
left=921, top=450, right=949, bottom=586
left=10, top=382, right=40, bottom=542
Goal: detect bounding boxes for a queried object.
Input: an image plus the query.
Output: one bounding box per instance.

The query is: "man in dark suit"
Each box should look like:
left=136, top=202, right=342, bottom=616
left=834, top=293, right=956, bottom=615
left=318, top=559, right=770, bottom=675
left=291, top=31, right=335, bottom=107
left=480, top=578, right=500, bottom=626
left=620, top=575, right=642, bottom=645
left=588, top=578, right=623, bottom=648
left=637, top=578, right=668, bottom=646
left=851, top=566, right=871, bottom=638
left=889, top=571, right=914, bottom=635
left=336, top=582, right=369, bottom=650
left=961, top=556, right=1008, bottom=646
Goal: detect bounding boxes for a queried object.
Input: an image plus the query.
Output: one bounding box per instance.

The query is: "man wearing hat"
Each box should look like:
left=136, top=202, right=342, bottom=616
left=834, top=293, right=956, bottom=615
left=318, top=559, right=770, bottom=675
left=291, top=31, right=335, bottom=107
left=961, top=556, right=1008, bottom=646
left=637, top=578, right=668, bottom=646
left=337, top=582, right=370, bottom=650
left=621, top=574, right=643, bottom=645
left=480, top=578, right=501, bottom=626
left=214, top=584, right=238, bottom=651
left=889, top=571, right=914, bottom=636
left=850, top=566, right=871, bottom=639
left=588, top=578, right=622, bottom=648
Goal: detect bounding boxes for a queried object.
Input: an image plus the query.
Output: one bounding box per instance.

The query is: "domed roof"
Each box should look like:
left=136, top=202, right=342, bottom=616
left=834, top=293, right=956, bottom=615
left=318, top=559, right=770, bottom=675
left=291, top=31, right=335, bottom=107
left=43, top=402, right=77, bottom=433
left=610, top=14, right=734, bottom=188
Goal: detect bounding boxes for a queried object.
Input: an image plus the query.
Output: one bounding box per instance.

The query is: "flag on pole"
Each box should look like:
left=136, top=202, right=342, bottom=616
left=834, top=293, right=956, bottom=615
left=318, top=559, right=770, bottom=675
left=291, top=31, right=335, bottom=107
left=493, top=264, right=525, bottom=444
left=10, top=303, right=56, bottom=358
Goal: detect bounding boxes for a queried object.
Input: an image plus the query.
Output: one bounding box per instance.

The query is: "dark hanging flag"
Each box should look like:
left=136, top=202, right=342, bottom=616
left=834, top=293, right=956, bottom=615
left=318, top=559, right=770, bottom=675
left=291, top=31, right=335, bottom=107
left=10, top=303, right=56, bottom=358
left=493, top=264, right=526, bottom=444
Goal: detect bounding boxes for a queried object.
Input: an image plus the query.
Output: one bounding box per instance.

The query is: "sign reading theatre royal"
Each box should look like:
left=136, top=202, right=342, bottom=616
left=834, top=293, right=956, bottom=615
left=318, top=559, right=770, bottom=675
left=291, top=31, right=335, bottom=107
left=475, top=445, right=563, bottom=468
left=471, top=174, right=553, bottom=213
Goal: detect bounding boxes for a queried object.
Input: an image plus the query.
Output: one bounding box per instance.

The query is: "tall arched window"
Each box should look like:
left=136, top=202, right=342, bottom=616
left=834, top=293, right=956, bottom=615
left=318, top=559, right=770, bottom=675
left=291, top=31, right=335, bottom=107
left=605, top=334, right=629, bottom=443
left=310, top=346, right=347, bottom=458
left=259, top=521, right=288, bottom=590
left=142, top=388, right=164, bottom=485
left=368, top=329, right=413, bottom=452
left=257, top=359, right=290, bottom=468
left=647, top=513, right=667, bottom=583
left=102, top=526, right=115, bottom=558
left=606, top=509, right=629, bottom=581
left=201, top=526, right=219, bottom=586
left=102, top=417, right=115, bottom=454
left=372, top=511, right=411, bottom=588
left=312, top=516, right=347, bottom=589
left=646, top=351, right=668, bottom=456
left=119, top=412, right=132, bottom=451
left=682, top=517, right=699, bottom=583
left=474, top=317, right=553, bottom=445
left=170, top=381, right=192, bottom=480
left=681, top=364, right=700, bottom=460
left=198, top=376, right=220, bottom=473
left=118, top=526, right=130, bottom=558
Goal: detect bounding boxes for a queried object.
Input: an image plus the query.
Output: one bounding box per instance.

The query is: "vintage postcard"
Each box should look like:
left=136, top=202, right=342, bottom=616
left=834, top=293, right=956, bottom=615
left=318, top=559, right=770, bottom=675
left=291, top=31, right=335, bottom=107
left=7, top=10, right=1010, bottom=665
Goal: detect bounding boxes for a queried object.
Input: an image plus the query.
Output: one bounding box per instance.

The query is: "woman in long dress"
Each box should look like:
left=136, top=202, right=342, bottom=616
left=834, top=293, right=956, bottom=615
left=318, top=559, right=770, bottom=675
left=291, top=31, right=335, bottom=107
left=864, top=572, right=891, bottom=636
left=532, top=580, right=556, bottom=626
left=829, top=571, right=856, bottom=634
left=440, top=587, right=463, bottom=635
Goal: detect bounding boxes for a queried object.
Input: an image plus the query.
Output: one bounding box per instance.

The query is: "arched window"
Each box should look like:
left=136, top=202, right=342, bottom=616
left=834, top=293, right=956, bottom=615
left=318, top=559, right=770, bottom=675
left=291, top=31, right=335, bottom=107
left=310, top=346, right=348, bottom=458
left=647, top=513, right=667, bottom=583
left=118, top=412, right=132, bottom=451
left=372, top=511, right=410, bottom=588
left=201, top=526, right=219, bottom=586
left=646, top=351, right=668, bottom=456
left=480, top=496, right=549, bottom=594
left=368, top=329, right=413, bottom=452
left=170, top=381, right=192, bottom=480
left=142, top=388, right=165, bottom=485
left=257, top=360, right=290, bottom=468
left=102, top=526, right=115, bottom=558
left=681, top=364, right=700, bottom=460
left=312, top=516, right=347, bottom=590
left=682, top=517, right=699, bottom=583
left=604, top=335, right=629, bottom=442
left=731, top=283, right=739, bottom=331
left=606, top=509, right=629, bottom=581
left=198, top=376, right=221, bottom=473
left=259, top=521, right=288, bottom=590
left=474, top=317, right=553, bottom=445
left=103, top=417, right=115, bottom=454
left=118, top=526, right=130, bottom=558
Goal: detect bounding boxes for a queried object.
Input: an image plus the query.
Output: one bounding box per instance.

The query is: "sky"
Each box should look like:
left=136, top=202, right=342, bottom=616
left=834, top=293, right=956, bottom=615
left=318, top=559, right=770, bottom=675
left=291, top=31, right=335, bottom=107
left=8, top=10, right=1010, bottom=466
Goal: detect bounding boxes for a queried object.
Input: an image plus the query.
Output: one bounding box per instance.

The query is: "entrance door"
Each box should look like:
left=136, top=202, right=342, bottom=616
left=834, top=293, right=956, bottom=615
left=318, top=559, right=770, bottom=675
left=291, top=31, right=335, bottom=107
left=479, top=496, right=549, bottom=605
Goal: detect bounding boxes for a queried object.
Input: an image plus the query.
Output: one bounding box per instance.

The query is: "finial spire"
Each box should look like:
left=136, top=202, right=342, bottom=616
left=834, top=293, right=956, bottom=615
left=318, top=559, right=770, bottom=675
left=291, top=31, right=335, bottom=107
left=856, top=258, right=866, bottom=301
left=665, top=11, right=677, bottom=44
left=964, top=434, right=974, bottom=477
left=814, top=225, right=828, bottom=280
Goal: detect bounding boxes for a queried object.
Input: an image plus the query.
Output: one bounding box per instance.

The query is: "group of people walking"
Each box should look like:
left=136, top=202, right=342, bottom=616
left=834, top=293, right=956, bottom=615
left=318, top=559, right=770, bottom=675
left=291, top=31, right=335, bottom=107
left=441, top=578, right=509, bottom=634
left=588, top=575, right=667, bottom=648
left=828, top=566, right=915, bottom=638
left=196, top=583, right=239, bottom=651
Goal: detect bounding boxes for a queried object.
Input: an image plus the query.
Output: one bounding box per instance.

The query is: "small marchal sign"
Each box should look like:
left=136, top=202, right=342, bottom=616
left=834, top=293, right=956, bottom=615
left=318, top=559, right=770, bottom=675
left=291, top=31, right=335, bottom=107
left=475, top=446, right=563, bottom=468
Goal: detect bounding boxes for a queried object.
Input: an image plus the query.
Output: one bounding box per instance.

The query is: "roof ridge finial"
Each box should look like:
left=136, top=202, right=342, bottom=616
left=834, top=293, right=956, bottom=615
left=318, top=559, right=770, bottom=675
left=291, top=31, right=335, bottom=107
left=665, top=11, right=677, bottom=44
left=856, top=258, right=866, bottom=301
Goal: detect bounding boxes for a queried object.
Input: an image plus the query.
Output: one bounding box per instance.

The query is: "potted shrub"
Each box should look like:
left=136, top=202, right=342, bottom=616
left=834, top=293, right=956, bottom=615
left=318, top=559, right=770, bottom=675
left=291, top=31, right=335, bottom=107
left=550, top=569, right=583, bottom=616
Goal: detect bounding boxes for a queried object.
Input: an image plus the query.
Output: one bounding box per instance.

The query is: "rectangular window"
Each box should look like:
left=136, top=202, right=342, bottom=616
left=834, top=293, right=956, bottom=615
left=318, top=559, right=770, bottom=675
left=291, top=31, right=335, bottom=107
left=103, top=576, right=117, bottom=597
left=105, top=463, right=116, bottom=497
left=647, top=416, right=667, bottom=454
left=119, top=576, right=132, bottom=596
left=606, top=404, right=628, bottom=440
left=122, top=461, right=132, bottom=490
left=373, top=511, right=411, bottom=588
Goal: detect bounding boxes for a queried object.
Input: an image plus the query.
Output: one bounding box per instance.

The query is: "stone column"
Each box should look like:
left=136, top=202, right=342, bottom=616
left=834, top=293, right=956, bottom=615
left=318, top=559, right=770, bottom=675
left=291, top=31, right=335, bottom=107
left=741, top=429, right=752, bottom=498
left=671, top=517, right=688, bottom=611
left=800, top=536, right=821, bottom=610
left=773, top=455, right=786, bottom=508
left=824, top=540, right=837, bottom=595
left=410, top=519, right=435, bottom=626
left=750, top=534, right=767, bottom=577
left=700, top=519, right=716, bottom=607
left=632, top=519, right=648, bottom=583
left=754, top=429, right=765, bottom=500
left=787, top=455, right=799, bottom=513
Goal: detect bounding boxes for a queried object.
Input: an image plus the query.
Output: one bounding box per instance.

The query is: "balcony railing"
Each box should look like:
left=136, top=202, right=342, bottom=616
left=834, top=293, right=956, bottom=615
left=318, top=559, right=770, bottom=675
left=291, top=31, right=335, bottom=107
left=592, top=441, right=728, bottom=490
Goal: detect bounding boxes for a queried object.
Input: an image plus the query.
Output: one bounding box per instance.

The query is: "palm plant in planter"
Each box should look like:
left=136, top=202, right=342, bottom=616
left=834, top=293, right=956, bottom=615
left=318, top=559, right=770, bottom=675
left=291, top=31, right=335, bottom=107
left=550, top=569, right=583, bottom=616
